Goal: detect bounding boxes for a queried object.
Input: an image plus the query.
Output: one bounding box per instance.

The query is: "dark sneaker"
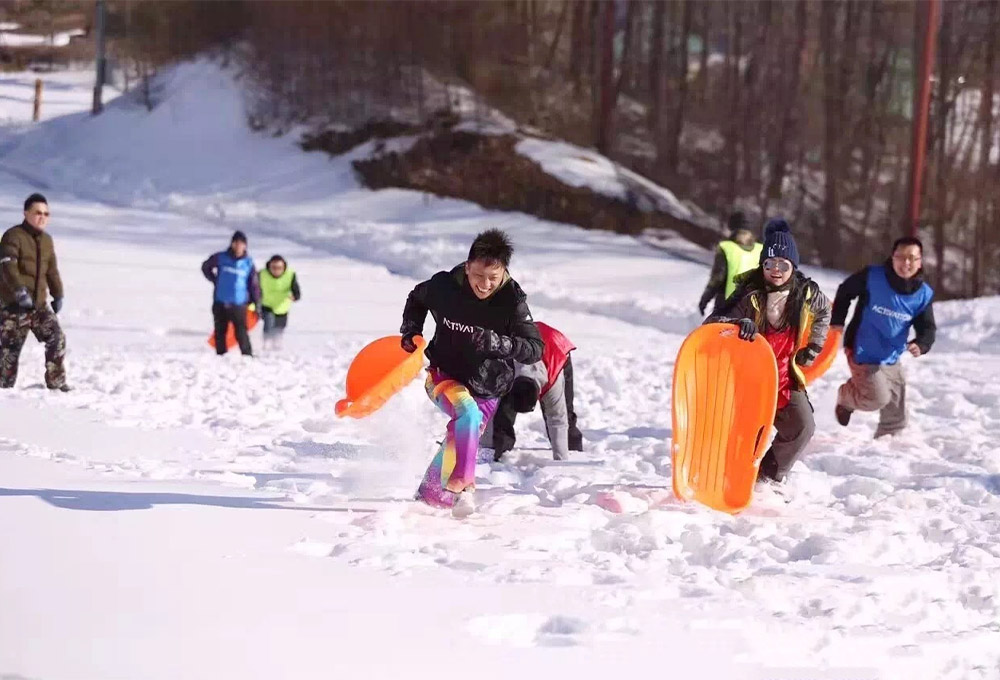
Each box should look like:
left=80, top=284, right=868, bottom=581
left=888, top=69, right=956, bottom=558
left=49, top=384, right=72, bottom=392
left=835, top=404, right=852, bottom=426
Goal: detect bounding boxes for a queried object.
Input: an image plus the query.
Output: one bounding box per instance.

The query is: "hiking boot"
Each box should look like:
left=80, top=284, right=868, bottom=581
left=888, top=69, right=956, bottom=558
left=835, top=404, right=852, bottom=426
left=49, top=384, right=72, bottom=393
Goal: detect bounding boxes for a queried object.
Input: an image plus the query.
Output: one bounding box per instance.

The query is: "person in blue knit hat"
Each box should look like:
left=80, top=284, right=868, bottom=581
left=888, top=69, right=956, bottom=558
left=707, top=218, right=832, bottom=483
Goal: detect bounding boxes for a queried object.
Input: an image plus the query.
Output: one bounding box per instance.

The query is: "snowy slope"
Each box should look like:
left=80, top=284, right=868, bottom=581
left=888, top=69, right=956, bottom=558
left=1, top=61, right=999, bottom=680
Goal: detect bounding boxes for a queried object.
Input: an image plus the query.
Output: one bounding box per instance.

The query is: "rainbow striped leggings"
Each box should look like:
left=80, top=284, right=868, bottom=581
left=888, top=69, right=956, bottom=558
left=416, top=369, right=498, bottom=505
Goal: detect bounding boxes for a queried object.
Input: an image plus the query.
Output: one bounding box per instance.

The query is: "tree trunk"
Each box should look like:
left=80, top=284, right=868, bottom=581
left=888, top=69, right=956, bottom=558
left=570, top=0, right=586, bottom=94
left=974, top=0, right=997, bottom=297
left=544, top=0, right=572, bottom=70
left=741, top=1, right=771, bottom=190
left=588, top=0, right=600, bottom=92
left=765, top=1, right=807, bottom=208
left=631, top=1, right=647, bottom=93
left=664, top=0, right=692, bottom=175
left=724, top=1, right=743, bottom=208
left=858, top=3, right=893, bottom=239
left=933, top=2, right=952, bottom=293
left=699, top=1, right=711, bottom=103
left=614, top=0, right=639, bottom=98
left=820, top=0, right=843, bottom=264
left=648, top=0, right=666, bottom=130
left=594, top=0, right=616, bottom=153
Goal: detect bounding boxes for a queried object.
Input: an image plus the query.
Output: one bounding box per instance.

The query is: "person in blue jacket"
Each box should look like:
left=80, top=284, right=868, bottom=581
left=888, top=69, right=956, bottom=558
left=201, top=231, right=262, bottom=356
left=831, top=237, right=936, bottom=438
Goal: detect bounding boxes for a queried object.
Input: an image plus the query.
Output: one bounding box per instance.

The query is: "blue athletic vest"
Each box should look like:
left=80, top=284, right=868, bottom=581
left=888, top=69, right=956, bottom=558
left=853, top=265, right=933, bottom=365
left=214, top=252, right=254, bottom=305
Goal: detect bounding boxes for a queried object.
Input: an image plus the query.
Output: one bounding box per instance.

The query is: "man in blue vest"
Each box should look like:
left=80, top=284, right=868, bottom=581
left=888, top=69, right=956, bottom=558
left=699, top=211, right=762, bottom=315
left=201, top=231, right=262, bottom=356
left=831, top=237, right=936, bottom=438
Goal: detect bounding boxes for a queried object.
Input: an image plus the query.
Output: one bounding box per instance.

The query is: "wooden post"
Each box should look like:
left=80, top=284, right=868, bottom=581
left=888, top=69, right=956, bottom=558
left=92, top=0, right=106, bottom=115
left=33, top=78, right=42, bottom=122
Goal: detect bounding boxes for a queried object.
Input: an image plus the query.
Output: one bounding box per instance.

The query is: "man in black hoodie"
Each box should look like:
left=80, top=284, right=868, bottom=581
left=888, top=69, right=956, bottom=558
left=831, top=237, right=935, bottom=438
left=400, top=229, right=543, bottom=510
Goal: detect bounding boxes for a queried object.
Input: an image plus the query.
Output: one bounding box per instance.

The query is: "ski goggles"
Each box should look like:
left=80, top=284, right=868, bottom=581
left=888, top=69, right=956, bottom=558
left=763, top=258, right=793, bottom=273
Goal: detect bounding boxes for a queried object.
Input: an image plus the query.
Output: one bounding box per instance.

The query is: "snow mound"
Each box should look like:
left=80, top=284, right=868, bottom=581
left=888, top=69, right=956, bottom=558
left=516, top=137, right=694, bottom=221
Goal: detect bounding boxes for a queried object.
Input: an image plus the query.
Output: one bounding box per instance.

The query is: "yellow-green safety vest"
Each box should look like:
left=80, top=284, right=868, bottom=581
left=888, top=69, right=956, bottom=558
left=260, top=268, right=296, bottom=315
left=719, top=240, right=763, bottom=299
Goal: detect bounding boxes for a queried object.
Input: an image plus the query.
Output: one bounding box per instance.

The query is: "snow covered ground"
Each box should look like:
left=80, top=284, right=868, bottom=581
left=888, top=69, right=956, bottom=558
left=1, top=62, right=999, bottom=680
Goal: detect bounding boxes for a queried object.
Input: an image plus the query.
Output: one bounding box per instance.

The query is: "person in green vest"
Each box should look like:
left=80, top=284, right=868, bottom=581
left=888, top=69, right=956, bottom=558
left=258, top=255, right=301, bottom=350
left=698, top=211, right=763, bottom=316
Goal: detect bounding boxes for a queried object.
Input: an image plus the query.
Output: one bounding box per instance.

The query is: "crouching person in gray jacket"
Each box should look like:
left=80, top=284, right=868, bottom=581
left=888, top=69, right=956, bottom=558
left=482, top=321, right=583, bottom=461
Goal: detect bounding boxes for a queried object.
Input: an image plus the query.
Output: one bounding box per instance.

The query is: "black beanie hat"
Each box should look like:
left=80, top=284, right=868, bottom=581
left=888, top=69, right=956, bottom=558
left=231, top=230, right=248, bottom=245
left=760, top=218, right=800, bottom=268
left=727, top=210, right=750, bottom=236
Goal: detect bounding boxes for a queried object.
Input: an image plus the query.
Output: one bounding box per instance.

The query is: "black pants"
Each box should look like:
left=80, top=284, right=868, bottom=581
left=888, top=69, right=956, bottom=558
left=758, top=390, right=815, bottom=482
left=261, top=309, right=289, bottom=335
left=564, top=356, right=583, bottom=451
left=492, top=355, right=584, bottom=459
left=212, top=303, right=252, bottom=356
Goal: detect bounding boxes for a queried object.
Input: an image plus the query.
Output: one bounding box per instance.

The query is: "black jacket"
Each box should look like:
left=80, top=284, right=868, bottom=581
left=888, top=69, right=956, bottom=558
left=699, top=248, right=729, bottom=313
left=831, top=262, right=936, bottom=355
left=400, top=265, right=544, bottom=398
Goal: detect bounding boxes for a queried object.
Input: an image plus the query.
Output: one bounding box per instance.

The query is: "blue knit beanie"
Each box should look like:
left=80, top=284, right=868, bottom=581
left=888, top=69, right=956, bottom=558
left=760, top=218, right=800, bottom=267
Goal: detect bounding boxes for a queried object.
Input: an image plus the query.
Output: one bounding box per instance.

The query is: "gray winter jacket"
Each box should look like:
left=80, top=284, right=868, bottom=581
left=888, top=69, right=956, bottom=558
left=482, top=359, right=571, bottom=460
left=518, top=360, right=570, bottom=460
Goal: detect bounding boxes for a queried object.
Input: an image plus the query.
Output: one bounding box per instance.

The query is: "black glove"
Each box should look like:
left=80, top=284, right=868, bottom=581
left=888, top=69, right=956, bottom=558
left=472, top=326, right=513, bottom=358
left=736, top=318, right=757, bottom=342
left=14, top=287, right=33, bottom=310
left=698, top=300, right=708, bottom=316
left=401, top=334, right=420, bottom=353
left=51, top=298, right=63, bottom=314
left=795, top=343, right=822, bottom=367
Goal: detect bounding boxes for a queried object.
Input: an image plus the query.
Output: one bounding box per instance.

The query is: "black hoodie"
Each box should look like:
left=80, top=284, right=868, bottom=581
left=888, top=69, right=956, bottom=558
left=400, top=264, right=543, bottom=398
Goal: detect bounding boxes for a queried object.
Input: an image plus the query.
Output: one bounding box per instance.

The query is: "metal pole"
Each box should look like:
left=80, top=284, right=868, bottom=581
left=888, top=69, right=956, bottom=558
left=92, top=0, right=106, bottom=115
left=905, top=0, right=940, bottom=237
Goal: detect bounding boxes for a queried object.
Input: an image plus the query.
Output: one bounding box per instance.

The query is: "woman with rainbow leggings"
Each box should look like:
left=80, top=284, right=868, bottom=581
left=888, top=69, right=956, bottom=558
left=400, top=229, right=543, bottom=512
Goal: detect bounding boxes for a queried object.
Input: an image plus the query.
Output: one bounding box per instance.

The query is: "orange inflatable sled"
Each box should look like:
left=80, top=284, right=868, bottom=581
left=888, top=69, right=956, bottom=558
left=800, top=326, right=843, bottom=385
left=207, top=306, right=260, bottom=350
left=672, top=323, right=778, bottom=514
left=336, top=335, right=427, bottom=419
